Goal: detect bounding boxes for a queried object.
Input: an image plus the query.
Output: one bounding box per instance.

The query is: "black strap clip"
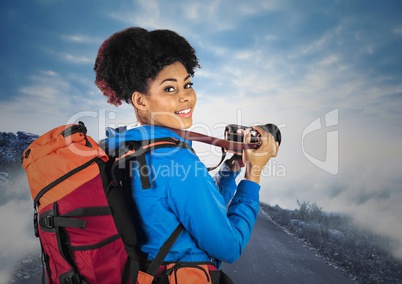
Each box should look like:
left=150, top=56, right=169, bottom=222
left=33, top=209, right=39, bottom=238
left=60, top=270, right=82, bottom=284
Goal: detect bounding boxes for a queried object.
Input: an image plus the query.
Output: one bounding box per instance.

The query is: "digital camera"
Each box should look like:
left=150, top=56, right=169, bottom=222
left=224, top=124, right=282, bottom=149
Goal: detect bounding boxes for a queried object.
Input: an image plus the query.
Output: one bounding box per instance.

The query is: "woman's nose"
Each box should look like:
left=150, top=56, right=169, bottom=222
left=179, top=89, right=194, bottom=102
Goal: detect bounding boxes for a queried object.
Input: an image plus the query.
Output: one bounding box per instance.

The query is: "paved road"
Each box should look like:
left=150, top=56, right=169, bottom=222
left=13, top=210, right=355, bottom=283
left=222, top=210, right=355, bottom=284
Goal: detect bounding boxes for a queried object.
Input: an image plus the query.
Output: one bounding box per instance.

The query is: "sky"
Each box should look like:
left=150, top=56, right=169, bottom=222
left=1, top=0, right=402, bottom=281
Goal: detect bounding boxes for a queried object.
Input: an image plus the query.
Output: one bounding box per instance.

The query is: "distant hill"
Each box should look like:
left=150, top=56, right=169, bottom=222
left=0, top=131, right=37, bottom=185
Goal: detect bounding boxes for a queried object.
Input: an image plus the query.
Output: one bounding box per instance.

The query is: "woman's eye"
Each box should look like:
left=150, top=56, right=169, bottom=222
left=165, top=86, right=175, bottom=92
left=185, top=82, right=194, bottom=89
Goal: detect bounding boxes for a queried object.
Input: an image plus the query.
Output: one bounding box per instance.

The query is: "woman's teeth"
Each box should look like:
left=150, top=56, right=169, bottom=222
left=175, top=108, right=191, bottom=114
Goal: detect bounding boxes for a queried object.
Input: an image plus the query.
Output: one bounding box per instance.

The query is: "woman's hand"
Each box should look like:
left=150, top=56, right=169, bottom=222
left=243, top=126, right=279, bottom=184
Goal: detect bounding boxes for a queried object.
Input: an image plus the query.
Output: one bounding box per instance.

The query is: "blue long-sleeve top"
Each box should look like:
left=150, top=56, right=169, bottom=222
left=105, top=125, right=260, bottom=265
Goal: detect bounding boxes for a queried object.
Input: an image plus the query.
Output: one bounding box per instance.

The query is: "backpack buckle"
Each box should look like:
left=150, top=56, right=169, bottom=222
left=39, top=215, right=55, bottom=229
left=45, top=215, right=54, bottom=228
left=60, top=270, right=81, bottom=284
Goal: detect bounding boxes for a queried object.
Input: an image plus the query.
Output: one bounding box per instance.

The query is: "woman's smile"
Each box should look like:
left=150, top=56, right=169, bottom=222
left=175, top=107, right=192, bottom=117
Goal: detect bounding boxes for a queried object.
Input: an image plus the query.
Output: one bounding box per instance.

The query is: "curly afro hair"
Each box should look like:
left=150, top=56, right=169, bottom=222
left=94, top=27, right=200, bottom=106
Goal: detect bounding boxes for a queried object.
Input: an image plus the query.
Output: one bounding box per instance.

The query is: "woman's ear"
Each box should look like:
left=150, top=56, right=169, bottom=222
left=131, top=91, right=148, bottom=110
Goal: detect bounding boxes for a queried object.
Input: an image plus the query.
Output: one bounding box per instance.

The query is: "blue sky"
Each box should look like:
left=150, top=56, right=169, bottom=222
left=1, top=0, right=402, bottom=281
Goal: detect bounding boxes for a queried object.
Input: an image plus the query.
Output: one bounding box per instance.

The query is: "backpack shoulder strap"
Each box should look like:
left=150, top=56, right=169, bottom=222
left=145, top=224, right=183, bottom=277
left=106, top=137, right=189, bottom=284
left=112, top=137, right=193, bottom=190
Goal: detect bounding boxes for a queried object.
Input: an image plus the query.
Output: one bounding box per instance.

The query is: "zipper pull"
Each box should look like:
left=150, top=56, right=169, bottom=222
left=165, top=263, right=181, bottom=275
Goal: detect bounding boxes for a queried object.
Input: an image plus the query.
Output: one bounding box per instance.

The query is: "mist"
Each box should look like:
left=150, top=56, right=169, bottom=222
left=258, top=115, right=402, bottom=260
left=0, top=173, right=37, bottom=283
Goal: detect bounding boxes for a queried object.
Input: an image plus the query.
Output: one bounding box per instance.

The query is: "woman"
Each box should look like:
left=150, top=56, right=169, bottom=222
left=94, top=27, right=278, bottom=283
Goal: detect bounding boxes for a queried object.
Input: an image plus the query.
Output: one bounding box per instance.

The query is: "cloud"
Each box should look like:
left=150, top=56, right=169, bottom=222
left=179, top=0, right=275, bottom=32
left=60, top=34, right=100, bottom=44
left=18, top=71, right=71, bottom=107
left=394, top=27, right=402, bottom=36
left=108, top=0, right=163, bottom=30
left=1, top=69, right=101, bottom=134
left=106, top=0, right=283, bottom=37
left=62, top=53, right=92, bottom=64
left=37, top=45, right=93, bottom=65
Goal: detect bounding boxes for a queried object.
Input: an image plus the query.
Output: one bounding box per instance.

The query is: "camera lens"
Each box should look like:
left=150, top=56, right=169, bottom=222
left=259, top=124, right=281, bottom=146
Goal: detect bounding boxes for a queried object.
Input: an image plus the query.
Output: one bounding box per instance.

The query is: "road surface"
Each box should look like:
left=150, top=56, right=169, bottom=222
left=222, top=210, right=354, bottom=284
left=13, top=210, right=355, bottom=283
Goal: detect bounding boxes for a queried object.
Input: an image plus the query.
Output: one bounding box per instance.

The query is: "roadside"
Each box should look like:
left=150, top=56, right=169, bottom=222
left=222, top=210, right=355, bottom=284
left=262, top=203, right=402, bottom=284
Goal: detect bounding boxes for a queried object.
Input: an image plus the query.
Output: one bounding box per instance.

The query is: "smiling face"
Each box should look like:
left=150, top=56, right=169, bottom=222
left=132, top=61, right=196, bottom=129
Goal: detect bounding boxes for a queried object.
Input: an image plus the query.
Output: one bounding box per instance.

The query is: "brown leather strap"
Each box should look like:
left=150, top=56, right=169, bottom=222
left=166, top=127, right=260, bottom=152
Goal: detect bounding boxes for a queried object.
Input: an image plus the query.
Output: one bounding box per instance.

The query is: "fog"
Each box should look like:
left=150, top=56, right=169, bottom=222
left=0, top=174, right=37, bottom=283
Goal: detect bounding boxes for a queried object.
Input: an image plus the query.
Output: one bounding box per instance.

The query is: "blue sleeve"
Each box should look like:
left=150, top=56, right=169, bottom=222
left=167, top=150, right=260, bottom=263
left=213, top=161, right=241, bottom=205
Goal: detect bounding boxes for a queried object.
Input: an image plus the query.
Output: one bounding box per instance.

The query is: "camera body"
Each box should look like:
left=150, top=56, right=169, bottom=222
left=224, top=124, right=281, bottom=154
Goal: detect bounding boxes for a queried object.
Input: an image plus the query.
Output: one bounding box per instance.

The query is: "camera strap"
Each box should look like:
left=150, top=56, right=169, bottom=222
left=166, top=127, right=260, bottom=171
left=166, top=127, right=260, bottom=152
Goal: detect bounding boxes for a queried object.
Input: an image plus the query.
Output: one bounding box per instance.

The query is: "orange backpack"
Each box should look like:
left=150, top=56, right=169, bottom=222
left=22, top=122, right=185, bottom=284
